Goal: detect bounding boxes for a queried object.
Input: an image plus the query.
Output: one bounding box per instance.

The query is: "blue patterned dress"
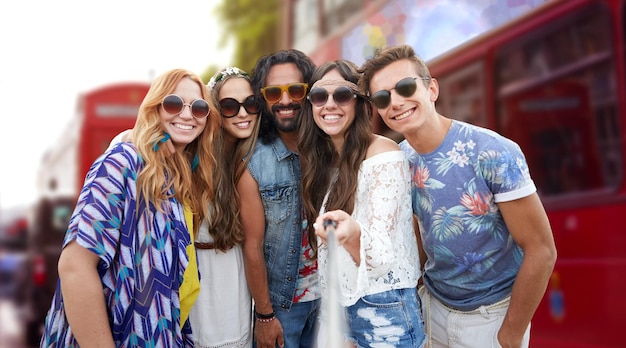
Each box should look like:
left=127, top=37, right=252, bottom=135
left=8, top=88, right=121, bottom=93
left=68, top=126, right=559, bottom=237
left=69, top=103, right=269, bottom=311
left=40, top=142, right=194, bottom=347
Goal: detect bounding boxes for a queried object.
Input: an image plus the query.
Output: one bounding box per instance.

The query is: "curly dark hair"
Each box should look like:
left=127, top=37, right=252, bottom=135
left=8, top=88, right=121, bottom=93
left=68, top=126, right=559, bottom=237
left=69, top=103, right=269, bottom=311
left=250, top=49, right=315, bottom=144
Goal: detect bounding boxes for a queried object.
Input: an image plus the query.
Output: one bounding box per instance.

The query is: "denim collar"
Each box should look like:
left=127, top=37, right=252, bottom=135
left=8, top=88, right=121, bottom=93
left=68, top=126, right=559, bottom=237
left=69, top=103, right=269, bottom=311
left=270, top=136, right=298, bottom=161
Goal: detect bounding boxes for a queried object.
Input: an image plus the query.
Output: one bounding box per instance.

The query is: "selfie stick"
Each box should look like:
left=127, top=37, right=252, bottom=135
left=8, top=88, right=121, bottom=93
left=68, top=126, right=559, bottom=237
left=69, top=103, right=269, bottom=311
left=323, top=218, right=346, bottom=347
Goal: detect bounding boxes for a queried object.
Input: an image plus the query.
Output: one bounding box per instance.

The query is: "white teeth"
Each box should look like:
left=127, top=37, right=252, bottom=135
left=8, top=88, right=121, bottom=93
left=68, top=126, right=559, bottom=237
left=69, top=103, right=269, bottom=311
left=323, top=115, right=341, bottom=120
left=175, top=123, right=193, bottom=130
left=395, top=110, right=412, bottom=120
left=234, top=121, right=250, bottom=128
left=278, top=109, right=293, bottom=115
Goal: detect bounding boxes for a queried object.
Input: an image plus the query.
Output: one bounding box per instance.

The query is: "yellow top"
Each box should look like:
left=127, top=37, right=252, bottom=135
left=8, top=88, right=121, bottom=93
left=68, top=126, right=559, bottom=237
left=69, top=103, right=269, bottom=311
left=179, top=205, right=200, bottom=326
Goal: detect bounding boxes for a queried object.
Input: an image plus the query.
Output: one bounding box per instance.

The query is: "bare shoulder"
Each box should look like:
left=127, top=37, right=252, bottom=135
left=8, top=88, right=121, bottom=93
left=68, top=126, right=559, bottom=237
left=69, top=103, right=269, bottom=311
left=366, top=134, right=401, bottom=159
left=237, top=167, right=259, bottom=194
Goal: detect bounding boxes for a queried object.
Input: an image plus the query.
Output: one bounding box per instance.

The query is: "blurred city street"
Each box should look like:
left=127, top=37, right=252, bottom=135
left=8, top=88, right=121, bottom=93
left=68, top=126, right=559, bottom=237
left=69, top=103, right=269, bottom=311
left=0, top=299, right=27, bottom=348
left=1, top=219, right=35, bottom=348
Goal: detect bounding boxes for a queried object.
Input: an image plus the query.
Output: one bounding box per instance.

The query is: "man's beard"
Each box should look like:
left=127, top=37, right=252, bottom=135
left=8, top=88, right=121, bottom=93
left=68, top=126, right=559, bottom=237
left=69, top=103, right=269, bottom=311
left=271, top=103, right=301, bottom=133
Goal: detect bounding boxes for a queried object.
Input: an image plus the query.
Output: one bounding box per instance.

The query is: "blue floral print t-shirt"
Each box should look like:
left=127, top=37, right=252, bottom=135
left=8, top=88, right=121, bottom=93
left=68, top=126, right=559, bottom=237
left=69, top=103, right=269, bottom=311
left=400, top=120, right=536, bottom=311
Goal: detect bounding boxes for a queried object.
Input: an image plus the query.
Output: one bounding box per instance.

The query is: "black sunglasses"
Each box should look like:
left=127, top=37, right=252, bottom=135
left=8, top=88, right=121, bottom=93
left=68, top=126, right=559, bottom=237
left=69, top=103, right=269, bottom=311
left=161, top=94, right=210, bottom=119
left=260, top=83, right=309, bottom=103
left=307, top=86, right=357, bottom=107
left=219, top=96, right=260, bottom=118
left=369, top=77, right=430, bottom=109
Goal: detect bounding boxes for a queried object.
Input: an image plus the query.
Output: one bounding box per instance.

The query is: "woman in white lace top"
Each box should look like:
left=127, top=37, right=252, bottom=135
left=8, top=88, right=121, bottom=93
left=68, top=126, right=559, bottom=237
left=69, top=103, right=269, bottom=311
left=299, top=60, right=426, bottom=348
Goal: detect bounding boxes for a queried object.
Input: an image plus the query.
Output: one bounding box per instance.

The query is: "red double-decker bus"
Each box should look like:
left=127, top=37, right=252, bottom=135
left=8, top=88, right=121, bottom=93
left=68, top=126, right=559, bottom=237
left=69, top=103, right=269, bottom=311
left=22, top=82, right=149, bottom=344
left=73, top=82, right=151, bottom=194
left=366, top=0, right=624, bottom=346
left=36, top=82, right=150, bottom=200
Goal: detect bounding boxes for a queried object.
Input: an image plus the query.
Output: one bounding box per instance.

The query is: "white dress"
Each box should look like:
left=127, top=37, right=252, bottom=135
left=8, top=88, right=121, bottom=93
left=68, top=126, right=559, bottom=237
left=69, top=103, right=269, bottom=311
left=188, top=219, right=253, bottom=348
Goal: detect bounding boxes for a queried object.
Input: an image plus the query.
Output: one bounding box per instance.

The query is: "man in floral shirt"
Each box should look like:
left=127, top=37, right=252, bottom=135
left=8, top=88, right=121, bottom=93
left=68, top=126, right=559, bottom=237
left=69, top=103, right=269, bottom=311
left=359, top=44, right=557, bottom=348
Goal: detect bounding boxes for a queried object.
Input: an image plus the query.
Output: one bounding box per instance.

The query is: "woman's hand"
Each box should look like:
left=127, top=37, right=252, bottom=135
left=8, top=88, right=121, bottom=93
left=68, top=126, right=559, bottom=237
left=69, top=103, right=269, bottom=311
left=314, top=210, right=361, bottom=264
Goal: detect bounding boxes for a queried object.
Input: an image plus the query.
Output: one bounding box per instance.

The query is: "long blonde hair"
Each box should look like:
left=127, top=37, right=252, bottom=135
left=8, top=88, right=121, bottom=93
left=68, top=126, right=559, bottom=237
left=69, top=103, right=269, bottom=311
left=131, top=68, right=220, bottom=235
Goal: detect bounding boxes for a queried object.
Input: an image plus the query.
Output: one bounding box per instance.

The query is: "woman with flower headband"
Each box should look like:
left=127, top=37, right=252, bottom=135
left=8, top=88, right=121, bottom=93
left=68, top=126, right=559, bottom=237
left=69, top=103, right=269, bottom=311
left=40, top=68, right=220, bottom=347
left=188, top=66, right=260, bottom=348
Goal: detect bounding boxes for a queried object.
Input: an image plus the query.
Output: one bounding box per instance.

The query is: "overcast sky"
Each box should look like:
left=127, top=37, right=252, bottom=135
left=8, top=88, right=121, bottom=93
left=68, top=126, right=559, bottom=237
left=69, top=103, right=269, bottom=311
left=0, top=0, right=232, bottom=211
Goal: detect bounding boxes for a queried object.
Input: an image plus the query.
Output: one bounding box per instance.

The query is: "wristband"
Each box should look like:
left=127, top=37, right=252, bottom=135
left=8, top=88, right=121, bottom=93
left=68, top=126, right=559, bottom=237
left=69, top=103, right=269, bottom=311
left=254, top=310, right=276, bottom=320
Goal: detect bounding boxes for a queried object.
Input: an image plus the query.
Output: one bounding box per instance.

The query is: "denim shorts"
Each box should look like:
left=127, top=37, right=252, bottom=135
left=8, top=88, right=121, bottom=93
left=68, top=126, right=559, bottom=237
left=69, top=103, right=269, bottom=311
left=345, top=287, right=426, bottom=348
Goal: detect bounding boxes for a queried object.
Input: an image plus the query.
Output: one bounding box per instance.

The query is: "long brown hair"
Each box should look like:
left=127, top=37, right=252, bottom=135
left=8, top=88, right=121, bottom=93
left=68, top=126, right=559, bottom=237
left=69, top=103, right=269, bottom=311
left=206, top=67, right=260, bottom=251
left=299, top=60, right=374, bottom=255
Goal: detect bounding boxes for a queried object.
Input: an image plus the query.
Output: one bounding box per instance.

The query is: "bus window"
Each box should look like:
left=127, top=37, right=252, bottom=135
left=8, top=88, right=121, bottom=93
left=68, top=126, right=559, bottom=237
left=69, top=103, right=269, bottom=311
left=495, top=4, right=619, bottom=197
left=436, top=61, right=488, bottom=127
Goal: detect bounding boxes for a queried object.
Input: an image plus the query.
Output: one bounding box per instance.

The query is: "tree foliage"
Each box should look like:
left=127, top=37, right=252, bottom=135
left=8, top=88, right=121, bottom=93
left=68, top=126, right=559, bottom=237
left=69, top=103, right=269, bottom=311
left=201, top=0, right=280, bottom=82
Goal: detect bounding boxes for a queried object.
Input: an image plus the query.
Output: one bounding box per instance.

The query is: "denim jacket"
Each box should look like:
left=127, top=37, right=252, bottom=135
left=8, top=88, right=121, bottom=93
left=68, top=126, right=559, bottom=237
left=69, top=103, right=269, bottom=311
left=247, top=138, right=304, bottom=310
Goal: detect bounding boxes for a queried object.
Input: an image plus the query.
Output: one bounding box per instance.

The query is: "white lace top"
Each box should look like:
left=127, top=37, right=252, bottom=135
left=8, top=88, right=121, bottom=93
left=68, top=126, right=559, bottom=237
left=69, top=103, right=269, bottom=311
left=318, top=150, right=421, bottom=307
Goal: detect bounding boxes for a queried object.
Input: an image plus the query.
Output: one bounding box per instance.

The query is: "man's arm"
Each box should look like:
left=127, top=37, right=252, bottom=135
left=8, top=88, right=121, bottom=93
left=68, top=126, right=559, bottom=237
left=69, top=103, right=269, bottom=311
left=497, top=192, right=557, bottom=348
left=237, top=169, right=284, bottom=348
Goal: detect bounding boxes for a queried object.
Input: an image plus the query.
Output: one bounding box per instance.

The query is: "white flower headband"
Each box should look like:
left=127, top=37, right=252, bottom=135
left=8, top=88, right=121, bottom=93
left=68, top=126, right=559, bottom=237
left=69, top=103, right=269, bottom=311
left=207, top=66, right=249, bottom=90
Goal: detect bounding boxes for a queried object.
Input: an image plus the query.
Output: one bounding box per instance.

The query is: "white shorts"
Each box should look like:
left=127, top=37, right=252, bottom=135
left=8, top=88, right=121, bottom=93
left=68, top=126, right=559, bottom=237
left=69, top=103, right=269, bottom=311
left=418, top=286, right=530, bottom=348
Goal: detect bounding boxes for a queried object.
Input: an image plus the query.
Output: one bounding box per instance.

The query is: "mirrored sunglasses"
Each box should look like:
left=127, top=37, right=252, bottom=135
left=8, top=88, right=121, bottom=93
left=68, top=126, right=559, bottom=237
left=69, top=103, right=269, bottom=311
left=369, top=77, right=430, bottom=109
left=219, top=96, right=260, bottom=118
left=161, top=94, right=210, bottom=119
left=260, top=83, right=308, bottom=103
left=307, top=86, right=357, bottom=107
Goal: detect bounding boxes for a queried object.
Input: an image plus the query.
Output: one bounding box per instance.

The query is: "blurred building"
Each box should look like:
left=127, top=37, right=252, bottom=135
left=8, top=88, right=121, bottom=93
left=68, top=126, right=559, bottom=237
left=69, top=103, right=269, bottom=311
left=281, top=0, right=548, bottom=66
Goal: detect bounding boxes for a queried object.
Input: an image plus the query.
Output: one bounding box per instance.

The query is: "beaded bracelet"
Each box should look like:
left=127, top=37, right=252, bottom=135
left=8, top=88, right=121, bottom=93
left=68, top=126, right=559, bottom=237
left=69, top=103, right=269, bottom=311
left=256, top=316, right=275, bottom=323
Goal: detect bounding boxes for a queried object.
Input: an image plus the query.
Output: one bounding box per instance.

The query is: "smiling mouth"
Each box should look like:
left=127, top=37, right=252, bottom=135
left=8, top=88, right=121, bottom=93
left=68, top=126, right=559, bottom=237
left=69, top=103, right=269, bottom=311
left=233, top=121, right=250, bottom=128
left=273, top=103, right=301, bottom=117
left=322, top=114, right=341, bottom=121
left=174, top=123, right=193, bottom=130
left=278, top=109, right=296, bottom=116
left=394, top=109, right=413, bottom=120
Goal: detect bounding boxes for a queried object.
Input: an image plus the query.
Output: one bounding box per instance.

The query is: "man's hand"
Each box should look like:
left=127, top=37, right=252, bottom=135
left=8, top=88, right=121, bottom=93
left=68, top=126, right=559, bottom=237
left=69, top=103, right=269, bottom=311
left=254, top=318, right=284, bottom=348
